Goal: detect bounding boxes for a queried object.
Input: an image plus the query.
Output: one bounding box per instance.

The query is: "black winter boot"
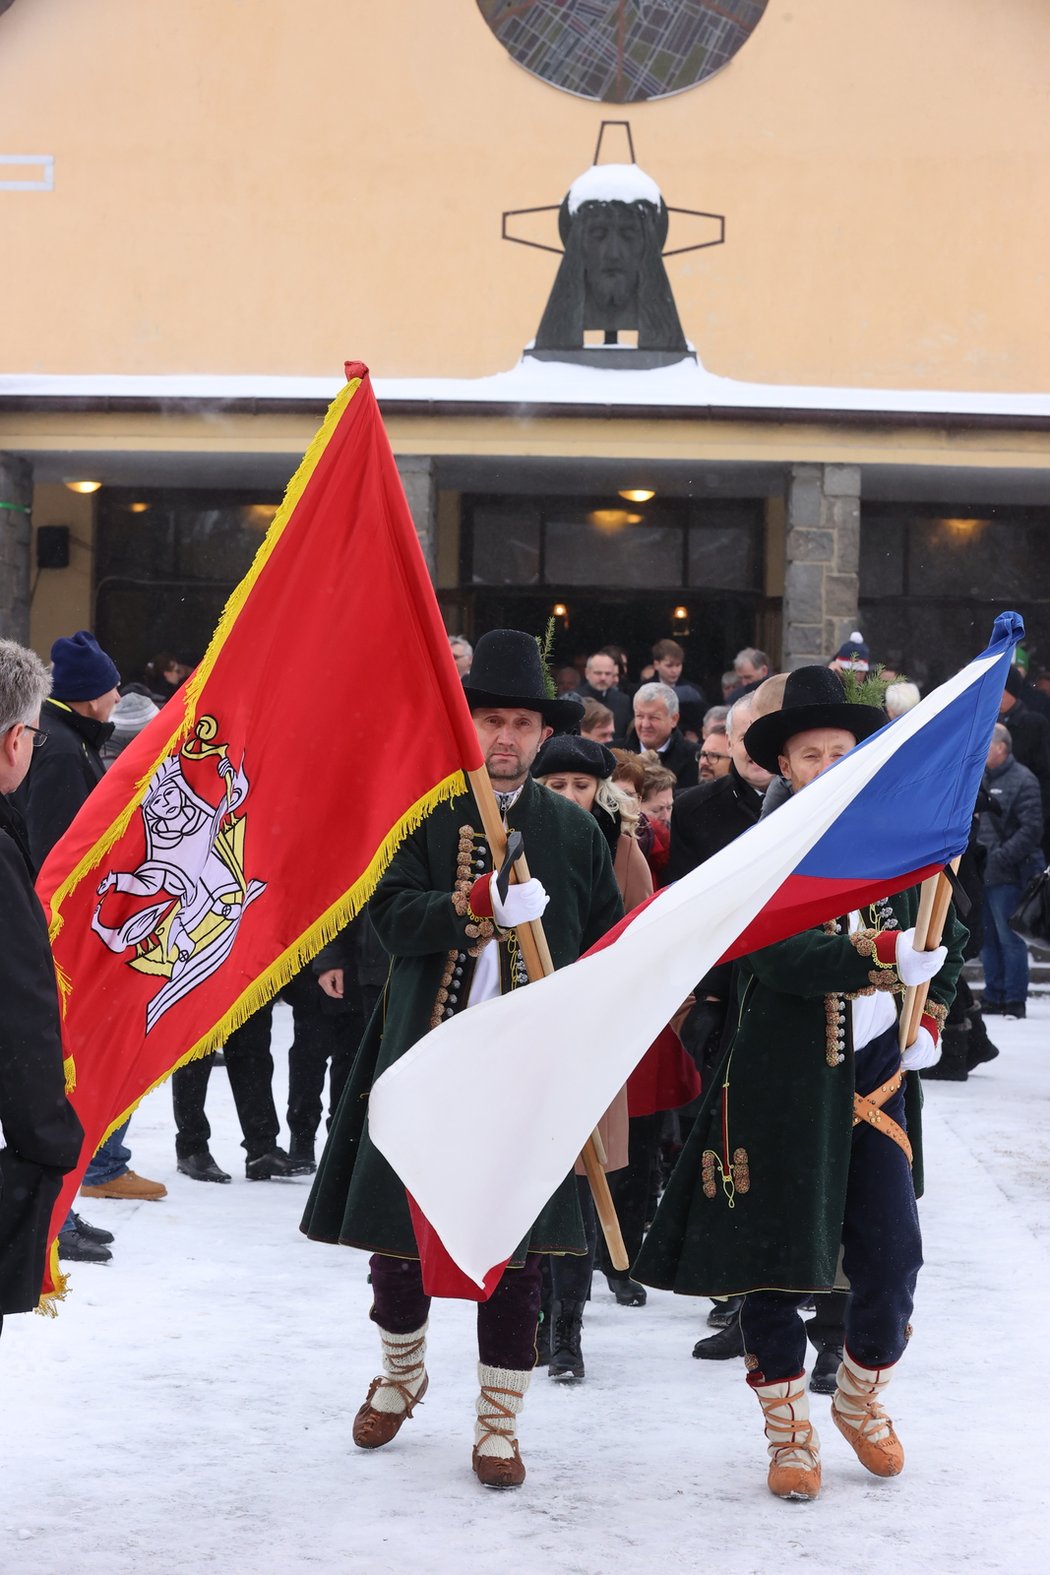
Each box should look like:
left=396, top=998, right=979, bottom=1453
left=808, top=1342, right=844, bottom=1394
left=919, top=1020, right=969, bottom=1081
left=692, top=1321, right=744, bottom=1360
left=535, top=1305, right=552, bottom=1367
left=548, top=1299, right=586, bottom=1380
left=965, top=1005, right=1000, bottom=1070
left=707, top=1294, right=744, bottom=1328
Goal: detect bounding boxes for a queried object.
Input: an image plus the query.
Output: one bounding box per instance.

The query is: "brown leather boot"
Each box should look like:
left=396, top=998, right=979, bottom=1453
left=472, top=1365, right=530, bottom=1488
left=831, top=1351, right=905, bottom=1477
left=750, top=1371, right=822, bottom=1501
left=352, top=1323, right=428, bottom=1450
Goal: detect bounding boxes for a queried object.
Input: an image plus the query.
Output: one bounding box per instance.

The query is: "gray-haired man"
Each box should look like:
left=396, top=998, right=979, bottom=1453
left=0, top=640, right=85, bottom=1328
left=630, top=681, right=698, bottom=787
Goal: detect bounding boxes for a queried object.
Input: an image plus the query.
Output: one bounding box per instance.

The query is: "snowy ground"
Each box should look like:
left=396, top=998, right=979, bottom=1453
left=2, top=1001, right=1047, bottom=1575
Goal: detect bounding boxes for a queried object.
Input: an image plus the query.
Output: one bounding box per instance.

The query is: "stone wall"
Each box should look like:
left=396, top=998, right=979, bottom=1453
left=395, top=455, right=437, bottom=576
left=0, top=453, right=32, bottom=643
left=782, top=463, right=860, bottom=669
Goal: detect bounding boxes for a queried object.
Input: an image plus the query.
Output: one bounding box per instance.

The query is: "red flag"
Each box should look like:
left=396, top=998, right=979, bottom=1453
left=35, top=366, right=482, bottom=1303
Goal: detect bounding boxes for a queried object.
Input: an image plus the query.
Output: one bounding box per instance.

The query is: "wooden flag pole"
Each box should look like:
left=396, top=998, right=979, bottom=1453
left=467, top=766, right=630, bottom=1271
left=898, top=857, right=961, bottom=1052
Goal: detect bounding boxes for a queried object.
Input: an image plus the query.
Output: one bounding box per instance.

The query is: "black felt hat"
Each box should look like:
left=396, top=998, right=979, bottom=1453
left=743, top=666, right=886, bottom=774
left=532, top=734, right=616, bottom=780
left=462, top=629, right=584, bottom=731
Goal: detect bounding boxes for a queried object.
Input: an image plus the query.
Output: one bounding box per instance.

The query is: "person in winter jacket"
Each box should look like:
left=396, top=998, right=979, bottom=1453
left=0, top=639, right=84, bottom=1328
left=14, top=631, right=166, bottom=1210
left=977, top=723, right=1043, bottom=1017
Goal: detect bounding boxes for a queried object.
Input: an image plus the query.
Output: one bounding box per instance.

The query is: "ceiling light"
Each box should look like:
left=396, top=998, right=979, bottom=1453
left=244, top=503, right=279, bottom=529
left=588, top=508, right=642, bottom=531
left=618, top=488, right=655, bottom=503
left=64, top=480, right=101, bottom=494
left=128, top=501, right=150, bottom=514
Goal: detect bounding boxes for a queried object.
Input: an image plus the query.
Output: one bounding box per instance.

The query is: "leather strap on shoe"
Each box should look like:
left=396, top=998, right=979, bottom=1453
left=852, top=1067, right=912, bottom=1165
left=476, top=1381, right=524, bottom=1453
left=373, top=1331, right=427, bottom=1414
left=754, top=1385, right=818, bottom=1464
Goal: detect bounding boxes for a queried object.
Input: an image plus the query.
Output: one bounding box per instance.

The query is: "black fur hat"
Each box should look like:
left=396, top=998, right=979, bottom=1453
left=743, top=666, right=886, bottom=774
left=531, top=734, right=617, bottom=780
left=462, top=630, right=583, bottom=731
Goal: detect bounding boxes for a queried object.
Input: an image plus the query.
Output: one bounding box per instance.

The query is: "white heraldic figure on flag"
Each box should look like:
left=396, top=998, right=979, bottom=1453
left=91, top=715, right=267, bottom=1032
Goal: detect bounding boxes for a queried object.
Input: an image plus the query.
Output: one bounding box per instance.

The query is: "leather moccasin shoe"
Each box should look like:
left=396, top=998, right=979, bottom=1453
left=472, top=1443, right=526, bottom=1489
left=353, top=1374, right=429, bottom=1449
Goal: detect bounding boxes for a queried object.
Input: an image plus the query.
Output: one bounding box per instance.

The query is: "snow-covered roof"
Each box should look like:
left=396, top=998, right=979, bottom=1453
left=2, top=354, right=1049, bottom=421
left=566, top=162, right=663, bottom=214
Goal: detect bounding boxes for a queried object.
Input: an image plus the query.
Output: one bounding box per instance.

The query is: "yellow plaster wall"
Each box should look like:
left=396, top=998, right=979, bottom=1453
left=4, top=406, right=1050, bottom=476
left=1, top=0, right=1049, bottom=391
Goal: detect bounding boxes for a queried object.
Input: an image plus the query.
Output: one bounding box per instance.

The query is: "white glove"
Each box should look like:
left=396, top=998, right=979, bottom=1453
left=491, top=874, right=550, bottom=927
left=902, top=1025, right=941, bottom=1071
left=894, top=928, right=948, bottom=987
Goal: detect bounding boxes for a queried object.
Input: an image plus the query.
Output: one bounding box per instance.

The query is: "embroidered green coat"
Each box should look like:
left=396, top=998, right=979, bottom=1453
left=634, top=891, right=966, bottom=1297
left=300, top=776, right=624, bottom=1260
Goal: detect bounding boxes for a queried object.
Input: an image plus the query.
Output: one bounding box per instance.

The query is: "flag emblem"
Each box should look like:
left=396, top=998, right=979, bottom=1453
left=90, top=715, right=267, bottom=1032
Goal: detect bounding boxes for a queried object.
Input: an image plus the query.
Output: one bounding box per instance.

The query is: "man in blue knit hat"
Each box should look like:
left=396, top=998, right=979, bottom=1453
left=14, top=631, right=167, bottom=1218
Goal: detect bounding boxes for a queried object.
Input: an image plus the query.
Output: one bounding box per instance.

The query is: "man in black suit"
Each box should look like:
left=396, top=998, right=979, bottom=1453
left=668, top=692, right=771, bottom=879
left=577, top=651, right=632, bottom=740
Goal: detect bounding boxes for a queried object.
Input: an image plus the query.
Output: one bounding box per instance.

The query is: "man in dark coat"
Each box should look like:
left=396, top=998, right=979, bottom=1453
left=999, top=664, right=1050, bottom=850
left=977, top=723, right=1043, bottom=1016
left=14, top=631, right=165, bottom=1208
left=636, top=667, right=966, bottom=1502
left=577, top=651, right=632, bottom=740
left=302, top=630, right=623, bottom=1489
left=667, top=693, right=770, bottom=882
left=0, top=639, right=84, bottom=1331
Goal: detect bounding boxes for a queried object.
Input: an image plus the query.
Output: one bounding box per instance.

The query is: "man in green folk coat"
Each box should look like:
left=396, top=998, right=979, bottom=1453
left=301, top=630, right=623, bottom=1489
left=635, top=667, right=966, bottom=1502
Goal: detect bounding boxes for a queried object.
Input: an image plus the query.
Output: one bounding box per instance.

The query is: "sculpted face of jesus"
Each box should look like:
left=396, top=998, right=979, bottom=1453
left=472, top=707, right=553, bottom=790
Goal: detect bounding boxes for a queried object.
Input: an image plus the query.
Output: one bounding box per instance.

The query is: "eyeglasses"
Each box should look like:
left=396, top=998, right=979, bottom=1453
left=698, top=749, right=729, bottom=763
left=24, top=723, right=48, bottom=749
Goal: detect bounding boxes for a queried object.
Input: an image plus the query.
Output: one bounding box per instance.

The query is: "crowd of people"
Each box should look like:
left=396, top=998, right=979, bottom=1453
left=1, top=615, right=1044, bottom=1501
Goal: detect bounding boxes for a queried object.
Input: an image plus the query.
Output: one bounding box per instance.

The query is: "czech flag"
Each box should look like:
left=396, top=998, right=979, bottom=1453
left=369, top=612, right=1021, bottom=1294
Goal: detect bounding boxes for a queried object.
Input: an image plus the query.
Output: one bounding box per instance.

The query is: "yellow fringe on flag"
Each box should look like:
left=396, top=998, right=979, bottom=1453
left=36, top=763, right=467, bottom=1314
left=36, top=1239, right=69, bottom=1317
left=36, top=372, right=458, bottom=1316
left=44, top=376, right=364, bottom=967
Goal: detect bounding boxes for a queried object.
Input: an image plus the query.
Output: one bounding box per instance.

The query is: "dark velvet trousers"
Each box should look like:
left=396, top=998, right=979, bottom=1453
left=369, top=1253, right=543, bottom=1371
left=740, top=1023, right=923, bottom=1382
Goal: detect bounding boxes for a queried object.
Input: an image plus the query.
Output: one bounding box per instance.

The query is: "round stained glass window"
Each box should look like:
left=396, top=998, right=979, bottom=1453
left=477, top=0, right=769, bottom=104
